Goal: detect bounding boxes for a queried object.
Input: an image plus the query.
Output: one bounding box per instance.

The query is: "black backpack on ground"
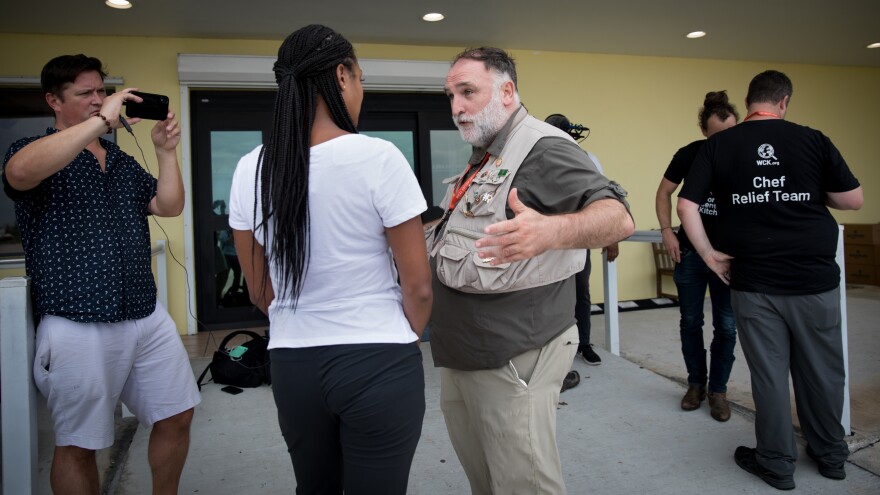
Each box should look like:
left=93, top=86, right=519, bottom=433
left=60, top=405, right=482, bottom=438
left=197, top=330, right=271, bottom=390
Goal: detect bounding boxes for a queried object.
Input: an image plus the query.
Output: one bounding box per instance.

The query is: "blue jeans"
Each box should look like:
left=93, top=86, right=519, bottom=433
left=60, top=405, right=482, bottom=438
left=673, top=247, right=737, bottom=393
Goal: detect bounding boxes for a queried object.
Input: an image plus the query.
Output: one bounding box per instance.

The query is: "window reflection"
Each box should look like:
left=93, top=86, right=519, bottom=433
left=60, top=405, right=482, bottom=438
left=214, top=229, right=250, bottom=308
left=430, top=130, right=472, bottom=206
left=361, top=131, right=415, bottom=170
left=211, top=130, right=262, bottom=214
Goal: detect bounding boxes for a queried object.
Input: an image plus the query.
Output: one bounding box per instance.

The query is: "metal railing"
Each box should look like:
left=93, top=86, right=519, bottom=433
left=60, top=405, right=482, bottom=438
left=0, top=256, right=25, bottom=270
left=0, top=241, right=166, bottom=495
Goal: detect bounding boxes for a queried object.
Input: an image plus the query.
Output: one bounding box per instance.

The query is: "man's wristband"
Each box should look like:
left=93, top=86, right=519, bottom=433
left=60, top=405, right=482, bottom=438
left=96, top=113, right=112, bottom=134
left=660, top=226, right=673, bottom=232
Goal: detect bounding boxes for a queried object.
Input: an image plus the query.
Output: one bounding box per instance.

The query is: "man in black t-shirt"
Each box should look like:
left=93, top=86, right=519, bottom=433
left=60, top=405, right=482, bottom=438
left=678, top=70, right=863, bottom=490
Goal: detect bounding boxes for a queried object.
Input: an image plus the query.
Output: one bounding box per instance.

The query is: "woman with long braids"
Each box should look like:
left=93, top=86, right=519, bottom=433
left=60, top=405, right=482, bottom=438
left=228, top=25, right=432, bottom=494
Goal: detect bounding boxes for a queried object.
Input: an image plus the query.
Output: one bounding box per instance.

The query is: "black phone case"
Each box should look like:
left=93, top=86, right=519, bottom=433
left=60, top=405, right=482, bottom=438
left=124, top=91, right=169, bottom=120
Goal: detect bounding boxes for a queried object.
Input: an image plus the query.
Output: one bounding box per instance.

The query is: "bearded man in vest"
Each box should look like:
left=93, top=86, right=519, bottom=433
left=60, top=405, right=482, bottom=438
left=428, top=47, right=634, bottom=495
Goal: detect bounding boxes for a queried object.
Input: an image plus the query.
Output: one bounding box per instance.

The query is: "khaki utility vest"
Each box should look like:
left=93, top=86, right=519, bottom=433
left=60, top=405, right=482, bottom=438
left=431, top=111, right=586, bottom=294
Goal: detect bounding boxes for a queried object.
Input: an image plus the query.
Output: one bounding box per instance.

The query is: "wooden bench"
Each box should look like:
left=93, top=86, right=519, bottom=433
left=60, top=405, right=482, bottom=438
left=652, top=236, right=678, bottom=301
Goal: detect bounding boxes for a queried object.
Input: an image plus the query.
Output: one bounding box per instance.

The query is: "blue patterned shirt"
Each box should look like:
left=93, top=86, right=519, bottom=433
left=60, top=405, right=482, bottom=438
left=2, top=128, right=158, bottom=322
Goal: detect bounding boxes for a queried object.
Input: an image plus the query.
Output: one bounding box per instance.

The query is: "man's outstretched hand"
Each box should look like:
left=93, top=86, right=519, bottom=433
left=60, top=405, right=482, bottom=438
left=474, top=188, right=559, bottom=265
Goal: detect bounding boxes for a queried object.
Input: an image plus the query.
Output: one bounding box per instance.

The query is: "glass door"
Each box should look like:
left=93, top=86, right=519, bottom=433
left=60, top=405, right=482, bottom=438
left=188, top=90, right=471, bottom=330
left=358, top=93, right=470, bottom=207
left=191, top=90, right=274, bottom=330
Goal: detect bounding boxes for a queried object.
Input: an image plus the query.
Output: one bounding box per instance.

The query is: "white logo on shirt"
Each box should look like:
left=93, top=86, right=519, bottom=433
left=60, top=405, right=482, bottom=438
left=756, top=144, right=779, bottom=166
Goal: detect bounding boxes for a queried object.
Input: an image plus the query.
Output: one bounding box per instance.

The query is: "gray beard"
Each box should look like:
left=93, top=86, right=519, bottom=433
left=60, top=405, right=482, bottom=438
left=455, top=93, right=509, bottom=148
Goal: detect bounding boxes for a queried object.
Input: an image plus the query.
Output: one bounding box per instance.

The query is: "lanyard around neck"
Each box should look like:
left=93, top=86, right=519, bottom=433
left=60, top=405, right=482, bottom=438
left=447, top=153, right=491, bottom=213
left=744, top=111, right=781, bottom=121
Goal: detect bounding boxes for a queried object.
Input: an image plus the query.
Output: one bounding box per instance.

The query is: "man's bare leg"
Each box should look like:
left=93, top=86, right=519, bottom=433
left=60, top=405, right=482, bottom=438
left=51, top=445, right=99, bottom=495
left=148, top=408, right=194, bottom=495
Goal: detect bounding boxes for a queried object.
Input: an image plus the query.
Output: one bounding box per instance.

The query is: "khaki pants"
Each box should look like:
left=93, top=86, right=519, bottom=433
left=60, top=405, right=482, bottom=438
left=440, top=325, right=578, bottom=495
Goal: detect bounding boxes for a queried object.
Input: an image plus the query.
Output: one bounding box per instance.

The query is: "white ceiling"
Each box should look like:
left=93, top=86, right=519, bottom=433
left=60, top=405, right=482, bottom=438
left=2, top=0, right=879, bottom=68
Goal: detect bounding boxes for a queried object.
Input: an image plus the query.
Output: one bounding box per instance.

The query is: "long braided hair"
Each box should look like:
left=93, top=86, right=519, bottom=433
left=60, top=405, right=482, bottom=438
left=256, top=24, right=358, bottom=304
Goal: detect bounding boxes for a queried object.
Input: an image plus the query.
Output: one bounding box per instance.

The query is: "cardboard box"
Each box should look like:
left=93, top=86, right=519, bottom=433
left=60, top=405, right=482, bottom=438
left=845, top=263, right=877, bottom=286
left=845, top=244, right=876, bottom=266
left=843, top=223, right=880, bottom=245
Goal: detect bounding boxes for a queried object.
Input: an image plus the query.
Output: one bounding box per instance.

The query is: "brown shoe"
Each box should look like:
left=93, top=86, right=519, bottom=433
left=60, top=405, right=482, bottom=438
left=681, top=384, right=706, bottom=411
left=708, top=391, right=731, bottom=421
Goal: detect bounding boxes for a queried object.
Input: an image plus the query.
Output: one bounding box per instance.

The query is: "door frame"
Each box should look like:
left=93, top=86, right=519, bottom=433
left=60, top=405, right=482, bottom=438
left=177, top=55, right=449, bottom=334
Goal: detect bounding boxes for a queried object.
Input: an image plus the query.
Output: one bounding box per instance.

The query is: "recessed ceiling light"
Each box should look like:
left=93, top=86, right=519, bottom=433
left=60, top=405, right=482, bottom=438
left=686, top=31, right=707, bottom=39
left=422, top=13, right=444, bottom=22
left=868, top=42, right=880, bottom=49
left=105, top=0, right=132, bottom=9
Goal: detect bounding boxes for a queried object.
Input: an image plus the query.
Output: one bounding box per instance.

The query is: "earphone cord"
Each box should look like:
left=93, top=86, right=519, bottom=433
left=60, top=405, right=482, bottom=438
left=129, top=130, right=219, bottom=356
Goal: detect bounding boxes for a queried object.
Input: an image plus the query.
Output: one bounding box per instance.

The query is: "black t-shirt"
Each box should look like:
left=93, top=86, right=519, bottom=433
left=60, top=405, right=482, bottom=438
left=680, top=119, right=860, bottom=295
left=663, top=139, right=719, bottom=251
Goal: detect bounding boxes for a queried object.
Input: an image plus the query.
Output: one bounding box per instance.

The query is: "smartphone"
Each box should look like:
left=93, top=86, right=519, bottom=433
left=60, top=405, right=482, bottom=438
left=124, top=91, right=169, bottom=120
left=220, top=385, right=243, bottom=395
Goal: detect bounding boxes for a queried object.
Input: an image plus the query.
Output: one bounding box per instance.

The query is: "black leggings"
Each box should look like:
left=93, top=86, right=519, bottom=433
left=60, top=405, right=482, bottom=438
left=574, top=250, right=592, bottom=344
left=270, top=343, right=425, bottom=495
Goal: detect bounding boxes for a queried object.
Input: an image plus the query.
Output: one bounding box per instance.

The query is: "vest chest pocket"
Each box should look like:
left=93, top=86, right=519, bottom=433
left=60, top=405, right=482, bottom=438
left=467, top=170, right=511, bottom=217
left=436, top=227, right=513, bottom=293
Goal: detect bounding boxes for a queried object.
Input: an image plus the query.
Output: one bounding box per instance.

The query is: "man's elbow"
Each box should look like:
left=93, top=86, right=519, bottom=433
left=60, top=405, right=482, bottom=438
left=844, top=190, right=864, bottom=210
left=847, top=197, right=865, bottom=211
left=4, top=164, right=35, bottom=192
left=153, top=198, right=185, bottom=217
left=620, top=214, right=635, bottom=239
left=828, top=187, right=864, bottom=211
left=676, top=199, right=694, bottom=218
left=168, top=201, right=185, bottom=216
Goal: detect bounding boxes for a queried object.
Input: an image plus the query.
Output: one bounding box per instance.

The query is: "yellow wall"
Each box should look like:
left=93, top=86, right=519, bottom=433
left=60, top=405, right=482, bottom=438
left=2, top=33, right=878, bottom=332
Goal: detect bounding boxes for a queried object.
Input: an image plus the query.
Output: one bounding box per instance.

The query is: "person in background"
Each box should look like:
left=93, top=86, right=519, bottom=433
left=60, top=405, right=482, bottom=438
left=430, top=47, right=634, bottom=494
left=655, top=91, right=738, bottom=421
left=679, top=70, right=862, bottom=490
left=546, top=113, right=619, bottom=369
left=229, top=25, right=432, bottom=494
left=2, top=54, right=199, bottom=495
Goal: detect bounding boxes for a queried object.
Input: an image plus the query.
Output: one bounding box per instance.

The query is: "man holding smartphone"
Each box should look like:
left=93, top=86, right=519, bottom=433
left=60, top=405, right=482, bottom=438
left=2, top=54, right=200, bottom=495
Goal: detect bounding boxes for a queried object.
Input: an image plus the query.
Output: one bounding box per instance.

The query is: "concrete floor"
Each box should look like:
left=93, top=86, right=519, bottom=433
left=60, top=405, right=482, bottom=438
left=23, top=286, right=880, bottom=494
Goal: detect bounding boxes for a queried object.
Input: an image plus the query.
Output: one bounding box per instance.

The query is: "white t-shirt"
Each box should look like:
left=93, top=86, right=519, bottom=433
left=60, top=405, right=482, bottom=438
left=586, top=150, right=604, bottom=175
left=228, top=134, right=427, bottom=349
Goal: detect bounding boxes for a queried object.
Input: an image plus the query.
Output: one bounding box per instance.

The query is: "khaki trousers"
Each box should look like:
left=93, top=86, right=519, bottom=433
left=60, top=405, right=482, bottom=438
left=440, top=325, right=578, bottom=495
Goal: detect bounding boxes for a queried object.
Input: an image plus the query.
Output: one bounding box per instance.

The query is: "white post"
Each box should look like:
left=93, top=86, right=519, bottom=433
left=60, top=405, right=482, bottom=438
left=0, top=276, right=38, bottom=495
left=602, top=251, right=620, bottom=356
left=179, top=84, right=198, bottom=336
left=837, top=226, right=851, bottom=434
left=153, top=240, right=168, bottom=310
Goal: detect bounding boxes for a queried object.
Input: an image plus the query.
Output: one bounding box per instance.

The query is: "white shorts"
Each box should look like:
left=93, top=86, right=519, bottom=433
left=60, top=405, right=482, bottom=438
left=33, top=303, right=201, bottom=450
